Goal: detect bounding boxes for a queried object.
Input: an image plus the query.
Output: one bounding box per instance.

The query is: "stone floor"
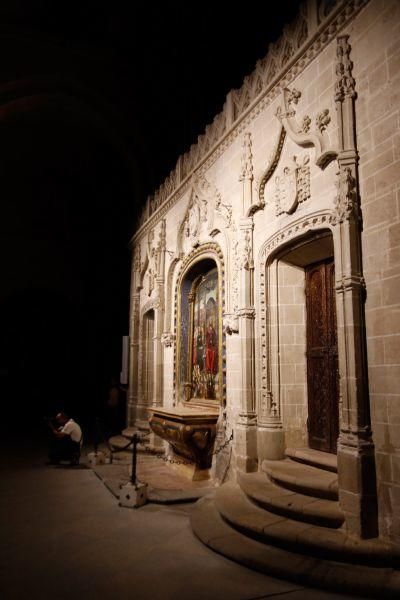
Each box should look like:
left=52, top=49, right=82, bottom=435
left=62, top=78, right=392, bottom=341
left=0, top=433, right=361, bottom=600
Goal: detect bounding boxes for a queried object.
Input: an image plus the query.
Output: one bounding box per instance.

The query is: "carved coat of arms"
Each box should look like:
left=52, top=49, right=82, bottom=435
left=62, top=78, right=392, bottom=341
left=275, top=155, right=310, bottom=216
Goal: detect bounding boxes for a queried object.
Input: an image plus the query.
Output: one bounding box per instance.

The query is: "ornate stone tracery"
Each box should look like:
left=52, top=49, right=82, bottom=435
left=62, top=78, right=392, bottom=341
left=134, top=0, right=368, bottom=239
left=178, top=175, right=231, bottom=251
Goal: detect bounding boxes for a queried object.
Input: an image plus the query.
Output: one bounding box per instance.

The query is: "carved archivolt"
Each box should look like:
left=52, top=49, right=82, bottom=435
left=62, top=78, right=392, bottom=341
left=140, top=297, right=161, bottom=319
left=259, top=211, right=335, bottom=263
left=164, top=256, right=181, bottom=336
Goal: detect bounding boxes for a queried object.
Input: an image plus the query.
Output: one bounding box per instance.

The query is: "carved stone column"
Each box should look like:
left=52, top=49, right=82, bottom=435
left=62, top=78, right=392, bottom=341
left=127, top=245, right=141, bottom=426
left=333, top=35, right=378, bottom=538
left=235, top=133, right=257, bottom=472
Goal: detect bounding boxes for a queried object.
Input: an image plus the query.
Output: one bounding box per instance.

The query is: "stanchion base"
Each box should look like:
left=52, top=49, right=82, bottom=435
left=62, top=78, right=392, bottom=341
left=119, top=482, right=148, bottom=508
left=87, top=451, right=106, bottom=466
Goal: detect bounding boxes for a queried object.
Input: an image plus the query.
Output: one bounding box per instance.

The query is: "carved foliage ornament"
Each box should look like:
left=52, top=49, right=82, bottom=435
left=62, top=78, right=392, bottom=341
left=240, top=227, right=253, bottom=270
left=275, top=155, right=310, bottom=216
left=180, top=175, right=233, bottom=249
left=334, top=166, right=358, bottom=223
left=335, top=35, right=356, bottom=103
left=183, top=177, right=214, bottom=244
left=275, top=87, right=336, bottom=169
left=144, top=221, right=166, bottom=296
left=316, top=109, right=331, bottom=133
left=136, top=2, right=367, bottom=233
left=161, top=332, right=175, bottom=347
left=133, top=244, right=141, bottom=274
left=239, top=132, right=254, bottom=181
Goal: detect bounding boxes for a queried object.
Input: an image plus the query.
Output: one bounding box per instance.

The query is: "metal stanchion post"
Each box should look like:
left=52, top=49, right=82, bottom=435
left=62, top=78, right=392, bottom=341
left=119, top=433, right=148, bottom=508
left=131, top=433, right=138, bottom=486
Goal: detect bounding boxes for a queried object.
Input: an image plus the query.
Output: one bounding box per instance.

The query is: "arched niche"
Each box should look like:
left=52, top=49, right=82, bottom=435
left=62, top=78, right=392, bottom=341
left=174, top=244, right=226, bottom=408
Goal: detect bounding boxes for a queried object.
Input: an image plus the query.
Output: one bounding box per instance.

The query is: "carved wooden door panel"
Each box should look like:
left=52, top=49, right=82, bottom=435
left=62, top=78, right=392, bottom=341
left=306, top=258, right=339, bottom=453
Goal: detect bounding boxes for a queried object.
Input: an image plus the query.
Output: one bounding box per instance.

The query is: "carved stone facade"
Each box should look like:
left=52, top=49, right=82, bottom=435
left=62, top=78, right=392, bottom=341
left=128, top=0, right=400, bottom=551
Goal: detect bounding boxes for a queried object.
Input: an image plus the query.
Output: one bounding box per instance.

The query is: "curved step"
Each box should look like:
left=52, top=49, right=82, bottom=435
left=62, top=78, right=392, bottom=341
left=121, top=427, right=137, bottom=438
left=262, top=458, right=338, bottom=500
left=191, top=495, right=400, bottom=598
left=285, top=447, right=337, bottom=473
left=238, top=472, right=344, bottom=528
left=108, top=435, right=133, bottom=450
left=214, top=483, right=397, bottom=567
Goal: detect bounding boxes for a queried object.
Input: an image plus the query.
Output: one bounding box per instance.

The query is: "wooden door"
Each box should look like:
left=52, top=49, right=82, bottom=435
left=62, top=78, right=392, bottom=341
left=306, top=258, right=339, bottom=453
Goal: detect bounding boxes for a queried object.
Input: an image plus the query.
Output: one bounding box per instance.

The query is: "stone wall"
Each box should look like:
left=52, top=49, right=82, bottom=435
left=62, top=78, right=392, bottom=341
left=129, top=0, right=400, bottom=544
left=277, top=262, right=307, bottom=448
left=349, top=0, right=400, bottom=543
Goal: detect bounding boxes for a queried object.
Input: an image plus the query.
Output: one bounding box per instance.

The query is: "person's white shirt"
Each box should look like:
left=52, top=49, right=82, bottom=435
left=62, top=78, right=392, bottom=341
left=60, top=419, right=82, bottom=444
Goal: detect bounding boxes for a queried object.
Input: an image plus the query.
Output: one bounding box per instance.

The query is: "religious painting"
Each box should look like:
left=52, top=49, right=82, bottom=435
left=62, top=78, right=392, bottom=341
left=190, top=267, right=219, bottom=401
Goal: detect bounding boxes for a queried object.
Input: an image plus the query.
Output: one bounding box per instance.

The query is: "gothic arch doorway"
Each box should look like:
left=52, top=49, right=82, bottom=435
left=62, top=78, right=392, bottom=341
left=267, top=229, right=339, bottom=454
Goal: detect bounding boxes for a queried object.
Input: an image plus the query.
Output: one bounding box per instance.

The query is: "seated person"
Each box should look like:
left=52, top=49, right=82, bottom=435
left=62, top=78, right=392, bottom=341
left=48, top=412, right=82, bottom=465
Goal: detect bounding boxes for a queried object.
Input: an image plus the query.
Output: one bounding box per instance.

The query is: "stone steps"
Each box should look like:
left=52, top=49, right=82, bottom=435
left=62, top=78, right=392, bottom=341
left=191, top=495, right=400, bottom=598
left=191, top=448, right=400, bottom=596
left=285, top=447, right=337, bottom=473
left=214, top=483, right=397, bottom=567
left=262, top=458, right=339, bottom=500
left=238, top=472, right=344, bottom=528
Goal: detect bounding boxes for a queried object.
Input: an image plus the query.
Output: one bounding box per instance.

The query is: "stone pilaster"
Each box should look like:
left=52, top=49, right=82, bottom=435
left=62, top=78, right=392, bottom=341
left=152, top=221, right=166, bottom=410
left=333, top=35, right=378, bottom=538
left=235, top=133, right=257, bottom=472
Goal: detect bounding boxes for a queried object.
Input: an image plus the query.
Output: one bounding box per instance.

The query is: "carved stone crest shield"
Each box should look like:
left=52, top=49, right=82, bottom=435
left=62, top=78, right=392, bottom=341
left=275, top=155, right=310, bottom=216
left=275, top=157, right=298, bottom=215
